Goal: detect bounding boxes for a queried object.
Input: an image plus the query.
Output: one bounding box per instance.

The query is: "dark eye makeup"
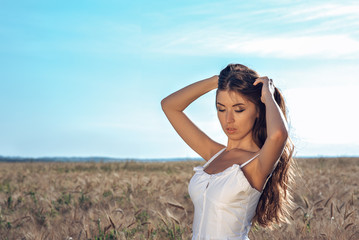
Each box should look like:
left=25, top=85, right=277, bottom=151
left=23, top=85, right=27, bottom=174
left=217, top=108, right=245, bottom=113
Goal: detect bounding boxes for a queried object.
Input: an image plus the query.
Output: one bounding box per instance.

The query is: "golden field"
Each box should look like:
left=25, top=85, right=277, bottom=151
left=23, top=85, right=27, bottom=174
left=0, top=157, right=358, bottom=240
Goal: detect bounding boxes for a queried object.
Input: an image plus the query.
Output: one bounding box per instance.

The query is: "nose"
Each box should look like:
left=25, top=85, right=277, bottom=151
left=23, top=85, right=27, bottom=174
left=226, top=110, right=235, bottom=123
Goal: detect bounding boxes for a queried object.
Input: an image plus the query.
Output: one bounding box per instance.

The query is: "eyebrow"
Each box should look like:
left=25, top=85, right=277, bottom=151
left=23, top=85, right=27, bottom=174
left=216, top=102, right=245, bottom=107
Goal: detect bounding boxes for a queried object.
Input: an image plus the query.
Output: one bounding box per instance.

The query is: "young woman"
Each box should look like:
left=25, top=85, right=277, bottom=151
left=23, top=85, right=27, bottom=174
left=161, top=64, right=295, bottom=239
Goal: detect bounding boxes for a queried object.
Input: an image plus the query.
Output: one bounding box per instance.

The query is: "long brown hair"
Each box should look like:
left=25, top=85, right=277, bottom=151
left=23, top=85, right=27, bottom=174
left=217, top=63, right=296, bottom=227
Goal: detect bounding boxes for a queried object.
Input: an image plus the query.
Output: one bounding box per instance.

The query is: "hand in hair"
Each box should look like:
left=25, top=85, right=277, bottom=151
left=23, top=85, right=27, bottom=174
left=253, top=76, right=275, bottom=104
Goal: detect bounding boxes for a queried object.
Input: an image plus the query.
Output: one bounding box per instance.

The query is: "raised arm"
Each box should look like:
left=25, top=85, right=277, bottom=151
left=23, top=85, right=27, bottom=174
left=161, top=75, right=225, bottom=161
left=253, top=77, right=288, bottom=177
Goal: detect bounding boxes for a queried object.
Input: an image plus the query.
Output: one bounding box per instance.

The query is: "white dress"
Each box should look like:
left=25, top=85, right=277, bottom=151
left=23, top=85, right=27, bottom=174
left=188, top=148, right=273, bottom=240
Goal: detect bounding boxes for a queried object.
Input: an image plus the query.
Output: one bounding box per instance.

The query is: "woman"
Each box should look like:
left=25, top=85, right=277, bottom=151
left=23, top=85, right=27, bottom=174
left=161, top=64, right=295, bottom=239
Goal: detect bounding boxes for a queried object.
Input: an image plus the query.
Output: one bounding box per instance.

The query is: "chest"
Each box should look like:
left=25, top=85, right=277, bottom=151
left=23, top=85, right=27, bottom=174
left=188, top=165, right=256, bottom=205
left=203, top=156, right=239, bottom=175
left=203, top=150, right=257, bottom=176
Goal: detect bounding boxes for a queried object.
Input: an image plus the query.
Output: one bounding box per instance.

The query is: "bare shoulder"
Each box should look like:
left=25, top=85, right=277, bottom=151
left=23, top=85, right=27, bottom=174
left=230, top=148, right=266, bottom=191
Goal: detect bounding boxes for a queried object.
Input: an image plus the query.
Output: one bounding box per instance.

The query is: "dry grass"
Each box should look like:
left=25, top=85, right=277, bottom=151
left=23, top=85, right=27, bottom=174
left=0, top=157, right=358, bottom=239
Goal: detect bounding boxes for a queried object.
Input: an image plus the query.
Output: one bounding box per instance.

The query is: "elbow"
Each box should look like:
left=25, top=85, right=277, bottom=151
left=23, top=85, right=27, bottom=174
left=161, top=98, right=169, bottom=111
left=161, top=96, right=182, bottom=112
left=280, top=130, right=289, bottom=143
left=269, top=128, right=288, bottom=143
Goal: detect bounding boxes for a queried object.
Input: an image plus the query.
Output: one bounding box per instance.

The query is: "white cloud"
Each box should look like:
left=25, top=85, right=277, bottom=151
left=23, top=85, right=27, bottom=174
left=145, top=1, right=359, bottom=59
left=226, top=35, right=359, bottom=59
left=281, top=3, right=359, bottom=22
left=148, top=31, right=359, bottom=59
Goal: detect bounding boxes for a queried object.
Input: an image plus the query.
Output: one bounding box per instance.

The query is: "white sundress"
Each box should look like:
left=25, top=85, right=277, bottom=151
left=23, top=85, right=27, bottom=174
left=188, top=148, right=275, bottom=240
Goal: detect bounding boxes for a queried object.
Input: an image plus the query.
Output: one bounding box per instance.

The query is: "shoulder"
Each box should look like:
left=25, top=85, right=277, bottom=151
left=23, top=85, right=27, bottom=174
left=231, top=149, right=265, bottom=192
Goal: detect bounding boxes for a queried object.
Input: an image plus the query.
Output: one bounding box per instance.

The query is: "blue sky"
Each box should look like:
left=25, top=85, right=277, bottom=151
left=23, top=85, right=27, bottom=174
left=1, top=0, right=358, bottom=158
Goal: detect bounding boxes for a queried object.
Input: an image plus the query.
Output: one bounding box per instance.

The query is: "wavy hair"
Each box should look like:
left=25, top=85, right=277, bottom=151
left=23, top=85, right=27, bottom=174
left=217, top=63, right=296, bottom=227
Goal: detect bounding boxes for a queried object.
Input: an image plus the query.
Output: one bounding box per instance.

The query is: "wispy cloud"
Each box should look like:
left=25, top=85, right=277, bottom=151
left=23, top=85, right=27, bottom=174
left=147, top=30, right=359, bottom=59
left=227, top=34, right=359, bottom=58
left=145, top=1, right=359, bottom=59
left=280, top=3, right=359, bottom=22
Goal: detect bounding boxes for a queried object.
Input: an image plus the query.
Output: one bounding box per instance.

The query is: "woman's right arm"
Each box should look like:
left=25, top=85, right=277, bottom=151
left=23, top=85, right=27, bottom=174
left=161, top=75, right=225, bottom=161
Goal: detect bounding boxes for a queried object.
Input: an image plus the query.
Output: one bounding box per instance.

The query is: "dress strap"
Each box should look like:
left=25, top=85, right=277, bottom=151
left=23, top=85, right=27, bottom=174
left=239, top=153, right=260, bottom=168
left=203, top=148, right=227, bottom=168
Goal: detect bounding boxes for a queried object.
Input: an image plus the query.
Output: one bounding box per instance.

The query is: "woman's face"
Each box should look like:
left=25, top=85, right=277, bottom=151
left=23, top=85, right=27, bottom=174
left=216, top=90, right=259, bottom=141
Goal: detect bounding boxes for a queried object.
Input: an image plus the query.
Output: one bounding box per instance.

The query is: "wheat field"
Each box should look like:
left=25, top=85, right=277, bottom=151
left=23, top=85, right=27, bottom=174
left=0, top=157, right=358, bottom=239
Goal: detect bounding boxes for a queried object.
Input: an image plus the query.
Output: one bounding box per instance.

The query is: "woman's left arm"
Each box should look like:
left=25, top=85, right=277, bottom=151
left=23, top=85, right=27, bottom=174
left=253, top=77, right=288, bottom=177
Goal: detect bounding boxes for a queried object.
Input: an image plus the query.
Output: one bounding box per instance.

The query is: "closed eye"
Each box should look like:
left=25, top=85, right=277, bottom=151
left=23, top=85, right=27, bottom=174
left=217, top=109, right=245, bottom=113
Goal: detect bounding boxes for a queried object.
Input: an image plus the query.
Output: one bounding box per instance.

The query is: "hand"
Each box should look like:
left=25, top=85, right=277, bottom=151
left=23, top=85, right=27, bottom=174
left=253, top=76, right=275, bottom=104
left=209, top=75, right=219, bottom=89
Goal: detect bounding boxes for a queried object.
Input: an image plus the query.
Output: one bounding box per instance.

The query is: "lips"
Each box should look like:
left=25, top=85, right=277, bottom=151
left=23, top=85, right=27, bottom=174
left=226, top=127, right=237, bottom=134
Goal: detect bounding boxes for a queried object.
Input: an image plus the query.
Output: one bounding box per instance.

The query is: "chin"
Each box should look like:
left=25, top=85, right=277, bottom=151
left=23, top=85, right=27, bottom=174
left=227, top=134, right=242, bottom=140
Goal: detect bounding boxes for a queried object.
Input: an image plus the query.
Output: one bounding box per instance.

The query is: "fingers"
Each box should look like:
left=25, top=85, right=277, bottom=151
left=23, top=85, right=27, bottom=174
left=253, top=79, right=260, bottom=86
left=253, top=78, right=263, bottom=86
left=253, top=76, right=272, bottom=86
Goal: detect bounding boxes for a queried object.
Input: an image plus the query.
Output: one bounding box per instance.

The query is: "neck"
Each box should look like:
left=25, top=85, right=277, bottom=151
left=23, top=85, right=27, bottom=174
left=226, top=135, right=260, bottom=153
